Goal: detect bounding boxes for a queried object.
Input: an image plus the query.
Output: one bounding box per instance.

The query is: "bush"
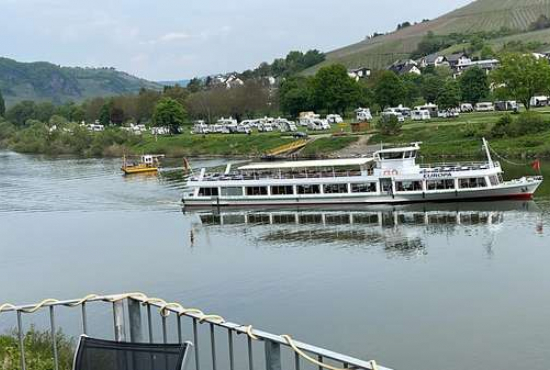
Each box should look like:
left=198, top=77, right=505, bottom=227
left=462, top=121, right=490, bottom=138
left=511, top=112, right=549, bottom=135
left=0, top=327, right=74, bottom=370
left=490, top=114, right=513, bottom=138
left=490, top=112, right=550, bottom=138
left=378, top=115, right=403, bottom=135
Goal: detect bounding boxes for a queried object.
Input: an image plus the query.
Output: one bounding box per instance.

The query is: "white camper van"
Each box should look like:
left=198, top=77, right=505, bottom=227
left=475, top=102, right=495, bottom=112
left=411, top=109, right=431, bottom=121
left=355, top=108, right=373, bottom=122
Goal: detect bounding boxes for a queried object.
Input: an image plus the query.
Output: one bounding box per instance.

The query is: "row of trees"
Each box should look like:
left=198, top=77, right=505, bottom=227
left=280, top=52, right=550, bottom=117
left=279, top=65, right=367, bottom=117
left=279, top=63, right=491, bottom=116
left=3, top=52, right=550, bottom=135
left=2, top=80, right=276, bottom=130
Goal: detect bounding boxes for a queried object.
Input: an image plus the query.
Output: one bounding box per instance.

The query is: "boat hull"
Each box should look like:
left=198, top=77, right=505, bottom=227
left=122, top=167, right=158, bottom=175
left=182, top=179, right=542, bottom=208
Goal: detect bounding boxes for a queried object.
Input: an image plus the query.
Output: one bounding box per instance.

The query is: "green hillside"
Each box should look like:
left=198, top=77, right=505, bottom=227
left=306, top=0, right=550, bottom=72
left=0, top=57, right=162, bottom=107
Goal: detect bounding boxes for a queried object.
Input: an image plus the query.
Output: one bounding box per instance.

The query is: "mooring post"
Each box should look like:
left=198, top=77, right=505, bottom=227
left=128, top=298, right=143, bottom=343
left=264, top=340, right=282, bottom=370
left=113, top=300, right=126, bottom=342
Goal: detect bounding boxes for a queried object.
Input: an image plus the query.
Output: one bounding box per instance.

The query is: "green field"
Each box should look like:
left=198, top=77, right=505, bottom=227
left=131, top=132, right=294, bottom=157
left=370, top=110, right=550, bottom=158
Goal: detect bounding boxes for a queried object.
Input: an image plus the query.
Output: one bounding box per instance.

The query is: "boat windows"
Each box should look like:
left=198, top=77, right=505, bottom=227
left=246, top=186, right=268, bottom=196
left=221, top=187, right=244, bottom=196
left=396, top=181, right=423, bottom=192
left=426, top=179, right=455, bottom=190
left=271, top=185, right=294, bottom=195
left=381, top=152, right=404, bottom=160
left=404, top=151, right=417, bottom=159
left=459, top=177, right=487, bottom=189
left=323, top=184, right=349, bottom=194
left=297, top=185, right=321, bottom=194
left=489, top=175, right=501, bottom=186
left=198, top=187, right=219, bottom=196
left=351, top=183, right=377, bottom=193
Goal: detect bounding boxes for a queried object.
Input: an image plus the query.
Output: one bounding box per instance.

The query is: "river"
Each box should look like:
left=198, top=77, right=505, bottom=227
left=1, top=150, right=549, bottom=370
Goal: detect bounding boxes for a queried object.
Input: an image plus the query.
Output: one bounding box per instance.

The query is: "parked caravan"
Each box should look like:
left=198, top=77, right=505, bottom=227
left=387, top=106, right=412, bottom=118
left=494, top=101, right=518, bottom=112
left=414, top=103, right=438, bottom=117
left=411, top=109, right=431, bottom=121
left=308, top=119, right=330, bottom=131
left=437, top=109, right=460, bottom=118
left=530, top=96, right=548, bottom=107
left=460, top=103, right=474, bottom=113
left=355, top=108, right=373, bottom=122
left=381, top=111, right=405, bottom=123
left=475, top=102, right=495, bottom=112
left=326, top=114, right=344, bottom=124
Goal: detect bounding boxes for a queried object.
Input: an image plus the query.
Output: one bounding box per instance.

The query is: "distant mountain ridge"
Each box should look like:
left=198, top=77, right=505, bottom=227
left=306, top=0, right=550, bottom=73
left=0, top=57, right=162, bottom=107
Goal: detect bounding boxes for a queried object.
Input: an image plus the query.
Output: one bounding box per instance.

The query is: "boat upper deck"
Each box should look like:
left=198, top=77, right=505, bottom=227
left=189, top=160, right=502, bottom=183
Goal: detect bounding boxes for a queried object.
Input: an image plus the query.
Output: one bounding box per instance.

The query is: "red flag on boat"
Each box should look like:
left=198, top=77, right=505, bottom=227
left=532, top=159, right=541, bottom=173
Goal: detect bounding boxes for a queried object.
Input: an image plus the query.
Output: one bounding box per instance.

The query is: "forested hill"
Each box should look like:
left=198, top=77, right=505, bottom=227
left=0, top=57, right=162, bottom=107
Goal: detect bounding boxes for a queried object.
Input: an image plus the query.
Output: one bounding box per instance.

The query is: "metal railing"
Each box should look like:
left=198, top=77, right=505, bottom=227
left=0, top=293, right=392, bottom=370
left=191, top=171, right=365, bottom=182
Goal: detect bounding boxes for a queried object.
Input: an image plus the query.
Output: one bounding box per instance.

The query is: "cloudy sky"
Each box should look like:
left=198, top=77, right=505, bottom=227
left=0, top=0, right=472, bottom=81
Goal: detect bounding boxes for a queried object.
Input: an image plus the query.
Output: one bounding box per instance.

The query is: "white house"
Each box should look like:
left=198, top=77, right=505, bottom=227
left=419, top=54, right=449, bottom=68
left=348, top=67, right=372, bottom=81
left=469, top=59, right=500, bottom=72
left=447, top=53, right=472, bottom=72
left=389, top=59, right=421, bottom=75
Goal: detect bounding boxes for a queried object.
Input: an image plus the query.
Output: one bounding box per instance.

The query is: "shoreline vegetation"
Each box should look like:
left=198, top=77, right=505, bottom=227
left=2, top=51, right=550, bottom=160
left=2, top=110, right=550, bottom=159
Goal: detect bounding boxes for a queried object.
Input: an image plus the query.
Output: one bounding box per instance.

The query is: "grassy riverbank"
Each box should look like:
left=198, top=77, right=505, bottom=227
left=371, top=110, right=550, bottom=158
left=2, top=110, right=550, bottom=158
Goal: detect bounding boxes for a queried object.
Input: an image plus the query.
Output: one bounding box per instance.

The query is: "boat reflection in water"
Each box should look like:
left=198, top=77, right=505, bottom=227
left=186, top=201, right=540, bottom=258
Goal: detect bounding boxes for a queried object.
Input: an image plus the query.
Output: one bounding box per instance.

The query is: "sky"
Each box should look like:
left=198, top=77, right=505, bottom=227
left=0, top=0, right=472, bottom=81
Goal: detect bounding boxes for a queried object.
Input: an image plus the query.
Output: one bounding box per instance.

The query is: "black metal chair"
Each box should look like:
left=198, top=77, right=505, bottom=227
left=73, top=336, right=193, bottom=370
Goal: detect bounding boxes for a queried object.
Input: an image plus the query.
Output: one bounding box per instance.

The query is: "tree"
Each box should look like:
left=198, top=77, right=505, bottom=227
left=35, top=102, right=56, bottom=122
left=459, top=67, right=489, bottom=104
left=0, top=89, right=5, bottom=117
left=312, top=64, right=362, bottom=114
left=374, top=71, right=405, bottom=109
left=378, top=115, right=402, bottom=135
left=279, top=77, right=315, bottom=117
left=491, top=53, right=550, bottom=110
left=421, top=75, right=444, bottom=103
left=6, top=101, right=37, bottom=127
left=187, top=78, right=203, bottom=93
left=469, top=35, right=485, bottom=53
left=480, top=45, right=494, bottom=60
left=98, top=102, right=112, bottom=125
left=153, top=98, right=187, bottom=134
left=436, top=80, right=461, bottom=109
left=401, top=74, right=423, bottom=106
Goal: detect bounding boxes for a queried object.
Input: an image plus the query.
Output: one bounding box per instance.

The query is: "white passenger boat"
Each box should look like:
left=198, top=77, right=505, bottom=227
left=181, top=139, right=543, bottom=208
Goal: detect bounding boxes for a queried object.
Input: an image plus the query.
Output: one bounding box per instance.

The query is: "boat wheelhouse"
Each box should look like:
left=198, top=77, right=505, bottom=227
left=181, top=140, right=543, bottom=208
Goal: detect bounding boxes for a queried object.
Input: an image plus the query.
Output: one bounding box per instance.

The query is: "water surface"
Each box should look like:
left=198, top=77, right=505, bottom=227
left=1, top=151, right=549, bottom=370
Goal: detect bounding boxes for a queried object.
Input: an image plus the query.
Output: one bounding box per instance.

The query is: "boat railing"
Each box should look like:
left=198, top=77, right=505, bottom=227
left=419, top=161, right=500, bottom=172
left=191, top=170, right=364, bottom=182
left=0, top=293, right=389, bottom=370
